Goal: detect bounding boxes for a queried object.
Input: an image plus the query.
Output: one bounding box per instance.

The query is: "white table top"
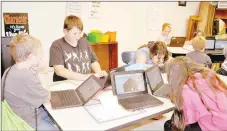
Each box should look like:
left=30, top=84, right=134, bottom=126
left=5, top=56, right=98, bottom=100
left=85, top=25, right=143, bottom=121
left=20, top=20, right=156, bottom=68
left=44, top=97, right=174, bottom=130
left=43, top=74, right=174, bottom=130
left=167, top=47, right=190, bottom=54
left=218, top=74, right=227, bottom=82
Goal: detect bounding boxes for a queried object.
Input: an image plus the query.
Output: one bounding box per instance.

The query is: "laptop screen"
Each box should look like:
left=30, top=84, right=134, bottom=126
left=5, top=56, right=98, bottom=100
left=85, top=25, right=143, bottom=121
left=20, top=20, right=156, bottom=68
left=215, top=40, right=227, bottom=49
left=205, top=39, right=215, bottom=49
left=114, top=73, right=145, bottom=95
left=146, top=66, right=163, bottom=92
left=77, top=76, right=102, bottom=102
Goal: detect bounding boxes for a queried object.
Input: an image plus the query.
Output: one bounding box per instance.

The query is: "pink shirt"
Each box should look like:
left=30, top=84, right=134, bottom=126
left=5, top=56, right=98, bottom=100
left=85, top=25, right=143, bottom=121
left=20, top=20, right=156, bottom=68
left=182, top=72, right=227, bottom=130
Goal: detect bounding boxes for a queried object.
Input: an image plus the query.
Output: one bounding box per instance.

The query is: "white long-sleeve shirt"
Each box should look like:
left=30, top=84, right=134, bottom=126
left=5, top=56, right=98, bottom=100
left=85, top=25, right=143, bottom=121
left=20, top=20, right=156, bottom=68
left=157, top=33, right=172, bottom=45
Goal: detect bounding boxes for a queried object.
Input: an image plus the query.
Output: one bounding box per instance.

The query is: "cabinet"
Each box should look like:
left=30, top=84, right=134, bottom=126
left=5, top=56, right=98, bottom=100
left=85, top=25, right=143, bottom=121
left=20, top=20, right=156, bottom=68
left=214, top=8, right=227, bottom=35
left=91, top=41, right=118, bottom=72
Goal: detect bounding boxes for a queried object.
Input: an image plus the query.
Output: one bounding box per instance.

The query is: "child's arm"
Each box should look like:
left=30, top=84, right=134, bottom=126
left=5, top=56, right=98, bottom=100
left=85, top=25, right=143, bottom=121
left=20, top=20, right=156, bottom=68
left=206, top=55, right=212, bottom=69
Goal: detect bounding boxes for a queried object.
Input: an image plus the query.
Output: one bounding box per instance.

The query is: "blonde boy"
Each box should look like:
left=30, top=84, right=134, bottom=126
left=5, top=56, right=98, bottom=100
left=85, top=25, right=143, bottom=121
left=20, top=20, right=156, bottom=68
left=186, top=36, right=212, bottom=68
left=3, top=33, right=57, bottom=130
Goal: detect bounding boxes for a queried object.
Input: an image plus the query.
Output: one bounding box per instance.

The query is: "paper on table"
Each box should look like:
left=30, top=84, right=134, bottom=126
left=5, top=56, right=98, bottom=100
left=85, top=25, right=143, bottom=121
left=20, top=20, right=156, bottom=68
left=84, top=103, right=146, bottom=123
left=84, top=88, right=146, bottom=123
left=99, top=92, right=121, bottom=111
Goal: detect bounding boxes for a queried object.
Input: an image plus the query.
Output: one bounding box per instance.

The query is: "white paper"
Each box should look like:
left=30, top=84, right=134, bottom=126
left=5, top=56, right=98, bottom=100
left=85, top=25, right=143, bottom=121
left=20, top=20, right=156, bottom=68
left=147, top=3, right=163, bottom=31
left=84, top=103, right=145, bottom=123
left=66, top=2, right=82, bottom=17
left=88, top=2, right=101, bottom=19
left=99, top=92, right=120, bottom=110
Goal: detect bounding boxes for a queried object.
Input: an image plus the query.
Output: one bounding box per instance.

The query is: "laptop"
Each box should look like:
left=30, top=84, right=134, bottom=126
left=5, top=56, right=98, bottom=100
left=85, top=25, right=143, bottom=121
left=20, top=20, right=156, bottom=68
left=215, top=40, right=227, bottom=51
left=145, top=65, right=169, bottom=99
left=110, top=70, right=163, bottom=110
left=51, top=75, right=103, bottom=109
left=168, top=37, right=186, bottom=47
left=98, top=64, right=131, bottom=88
left=204, top=37, right=223, bottom=54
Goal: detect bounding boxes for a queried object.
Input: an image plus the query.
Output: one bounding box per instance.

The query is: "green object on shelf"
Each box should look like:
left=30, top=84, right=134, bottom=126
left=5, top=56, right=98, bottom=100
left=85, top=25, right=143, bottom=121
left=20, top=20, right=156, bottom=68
left=88, top=30, right=103, bottom=43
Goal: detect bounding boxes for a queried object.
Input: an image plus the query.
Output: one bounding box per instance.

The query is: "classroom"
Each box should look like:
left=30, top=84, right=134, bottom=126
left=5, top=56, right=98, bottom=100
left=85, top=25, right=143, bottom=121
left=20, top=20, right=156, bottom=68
left=1, top=1, right=227, bottom=131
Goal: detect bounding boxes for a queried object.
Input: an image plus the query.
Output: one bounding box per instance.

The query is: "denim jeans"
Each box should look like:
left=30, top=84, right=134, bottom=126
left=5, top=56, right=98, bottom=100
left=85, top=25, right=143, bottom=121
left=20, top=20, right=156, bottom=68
left=32, top=107, right=59, bottom=131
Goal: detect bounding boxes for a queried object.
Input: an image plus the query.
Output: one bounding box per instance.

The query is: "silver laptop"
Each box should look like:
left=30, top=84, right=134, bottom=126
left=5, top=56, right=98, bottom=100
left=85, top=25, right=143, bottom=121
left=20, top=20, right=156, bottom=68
left=110, top=70, right=163, bottom=110
left=51, top=75, right=103, bottom=109
left=215, top=40, right=227, bottom=51
left=145, top=65, right=169, bottom=98
left=204, top=37, right=223, bottom=54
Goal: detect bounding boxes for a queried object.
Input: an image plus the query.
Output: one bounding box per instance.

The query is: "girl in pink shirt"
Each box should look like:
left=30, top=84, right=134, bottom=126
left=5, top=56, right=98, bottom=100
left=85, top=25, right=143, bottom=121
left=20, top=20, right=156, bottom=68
left=166, top=56, right=227, bottom=131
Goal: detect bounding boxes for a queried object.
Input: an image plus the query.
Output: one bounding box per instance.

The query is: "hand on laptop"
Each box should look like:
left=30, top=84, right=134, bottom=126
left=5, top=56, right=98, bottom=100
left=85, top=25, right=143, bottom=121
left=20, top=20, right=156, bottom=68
left=94, top=70, right=108, bottom=78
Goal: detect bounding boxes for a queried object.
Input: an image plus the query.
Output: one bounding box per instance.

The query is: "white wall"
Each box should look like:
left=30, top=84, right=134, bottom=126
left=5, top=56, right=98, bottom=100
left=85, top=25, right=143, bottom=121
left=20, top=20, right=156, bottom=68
left=2, top=2, right=200, bottom=67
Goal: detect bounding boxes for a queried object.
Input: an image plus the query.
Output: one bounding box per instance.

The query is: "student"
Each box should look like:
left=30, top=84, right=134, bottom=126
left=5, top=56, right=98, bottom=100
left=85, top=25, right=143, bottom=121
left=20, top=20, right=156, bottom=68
left=185, top=30, right=204, bottom=45
left=216, top=46, right=227, bottom=76
left=157, top=23, right=172, bottom=45
left=166, top=56, right=227, bottom=131
left=2, top=33, right=58, bottom=130
left=126, top=41, right=169, bottom=71
left=49, top=15, right=107, bottom=82
left=186, top=36, right=212, bottom=68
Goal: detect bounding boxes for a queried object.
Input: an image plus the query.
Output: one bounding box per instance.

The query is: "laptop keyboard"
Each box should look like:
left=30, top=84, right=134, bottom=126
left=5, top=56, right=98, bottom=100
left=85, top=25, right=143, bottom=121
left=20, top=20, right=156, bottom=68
left=119, top=94, right=163, bottom=110
left=57, top=90, right=81, bottom=106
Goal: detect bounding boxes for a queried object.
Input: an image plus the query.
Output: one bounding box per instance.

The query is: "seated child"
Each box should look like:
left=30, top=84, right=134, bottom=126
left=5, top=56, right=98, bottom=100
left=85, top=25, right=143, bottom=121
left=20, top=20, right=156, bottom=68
left=216, top=46, right=227, bottom=76
left=166, top=56, right=227, bottom=131
left=128, top=41, right=169, bottom=72
left=186, top=36, right=212, bottom=68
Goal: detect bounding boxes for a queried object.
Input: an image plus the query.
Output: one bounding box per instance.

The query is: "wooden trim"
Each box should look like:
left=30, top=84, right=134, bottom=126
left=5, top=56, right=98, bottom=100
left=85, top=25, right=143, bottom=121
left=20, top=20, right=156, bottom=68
left=90, top=41, right=117, bottom=45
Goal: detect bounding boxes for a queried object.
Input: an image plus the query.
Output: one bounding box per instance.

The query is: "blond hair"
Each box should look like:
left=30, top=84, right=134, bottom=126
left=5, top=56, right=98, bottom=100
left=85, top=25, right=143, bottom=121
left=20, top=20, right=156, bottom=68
left=167, top=56, right=227, bottom=131
left=64, top=15, right=83, bottom=31
left=192, top=36, right=206, bottom=51
left=162, top=23, right=171, bottom=31
left=10, top=33, right=42, bottom=62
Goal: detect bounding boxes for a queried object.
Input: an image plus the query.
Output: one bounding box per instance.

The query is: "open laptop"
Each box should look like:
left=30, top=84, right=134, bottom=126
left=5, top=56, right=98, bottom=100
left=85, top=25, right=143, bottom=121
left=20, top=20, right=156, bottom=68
left=98, top=64, right=131, bottom=88
left=110, top=70, right=163, bottom=110
left=168, top=37, right=186, bottom=47
left=51, top=75, right=103, bottom=109
left=215, top=40, right=227, bottom=52
left=145, top=65, right=169, bottom=99
left=204, top=37, right=223, bottom=54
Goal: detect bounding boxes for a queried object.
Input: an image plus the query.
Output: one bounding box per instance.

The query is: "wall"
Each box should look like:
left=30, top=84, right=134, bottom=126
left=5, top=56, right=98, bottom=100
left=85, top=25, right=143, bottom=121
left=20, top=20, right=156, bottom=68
left=2, top=2, right=200, bottom=67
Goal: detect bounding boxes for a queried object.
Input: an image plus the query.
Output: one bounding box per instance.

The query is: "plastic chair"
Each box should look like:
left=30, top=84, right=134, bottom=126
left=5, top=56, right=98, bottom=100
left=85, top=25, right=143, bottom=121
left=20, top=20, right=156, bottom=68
left=121, top=51, right=136, bottom=64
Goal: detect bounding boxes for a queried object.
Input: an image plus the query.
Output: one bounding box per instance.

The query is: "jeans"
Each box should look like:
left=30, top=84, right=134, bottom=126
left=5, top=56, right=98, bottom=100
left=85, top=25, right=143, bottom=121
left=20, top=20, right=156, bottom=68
left=32, top=107, right=59, bottom=131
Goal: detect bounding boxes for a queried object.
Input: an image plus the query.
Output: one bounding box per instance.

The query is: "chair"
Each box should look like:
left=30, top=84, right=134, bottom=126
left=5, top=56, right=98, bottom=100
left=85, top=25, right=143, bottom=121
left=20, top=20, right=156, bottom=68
left=121, top=51, right=136, bottom=64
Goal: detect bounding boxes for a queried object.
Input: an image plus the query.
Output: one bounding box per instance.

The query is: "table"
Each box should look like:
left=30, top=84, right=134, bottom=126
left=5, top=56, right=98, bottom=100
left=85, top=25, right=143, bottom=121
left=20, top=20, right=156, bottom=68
left=168, top=45, right=225, bottom=63
left=218, top=74, right=227, bottom=82
left=42, top=74, right=175, bottom=130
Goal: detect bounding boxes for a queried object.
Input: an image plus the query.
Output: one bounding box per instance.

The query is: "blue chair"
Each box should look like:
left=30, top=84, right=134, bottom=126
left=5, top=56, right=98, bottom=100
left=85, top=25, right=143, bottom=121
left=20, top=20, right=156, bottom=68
left=121, top=51, right=136, bottom=64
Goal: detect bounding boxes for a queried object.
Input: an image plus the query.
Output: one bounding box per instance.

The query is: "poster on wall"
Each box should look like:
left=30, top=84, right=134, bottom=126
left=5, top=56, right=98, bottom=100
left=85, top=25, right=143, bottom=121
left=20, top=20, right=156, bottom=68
left=88, top=1, right=101, bottom=19
left=3, top=13, right=29, bottom=36
left=66, top=2, right=82, bottom=17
